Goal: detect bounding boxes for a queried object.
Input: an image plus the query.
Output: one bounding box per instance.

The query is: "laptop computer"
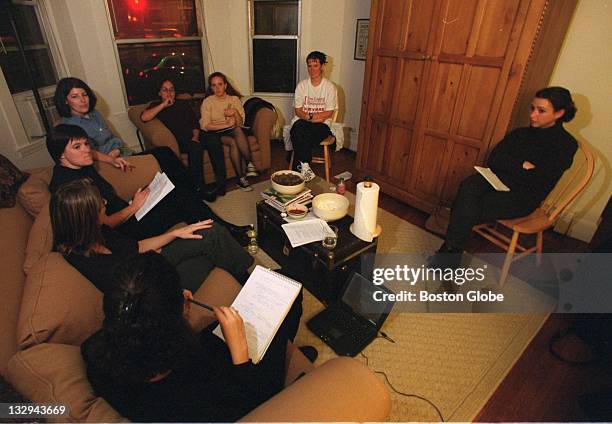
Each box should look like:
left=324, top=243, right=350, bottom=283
left=307, top=271, right=395, bottom=357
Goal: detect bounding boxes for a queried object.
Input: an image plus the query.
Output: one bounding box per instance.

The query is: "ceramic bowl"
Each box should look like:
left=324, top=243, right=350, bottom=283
left=312, top=193, right=349, bottom=221
left=286, top=203, right=308, bottom=219
left=270, top=170, right=305, bottom=195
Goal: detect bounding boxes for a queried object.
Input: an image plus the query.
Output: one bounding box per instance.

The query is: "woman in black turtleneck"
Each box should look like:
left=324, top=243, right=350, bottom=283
left=437, top=86, right=578, bottom=257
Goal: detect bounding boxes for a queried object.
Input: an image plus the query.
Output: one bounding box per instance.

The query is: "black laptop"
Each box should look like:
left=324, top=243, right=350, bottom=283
left=307, top=272, right=395, bottom=357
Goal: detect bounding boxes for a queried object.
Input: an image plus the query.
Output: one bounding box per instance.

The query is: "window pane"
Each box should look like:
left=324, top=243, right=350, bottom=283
left=117, top=41, right=205, bottom=105
left=253, top=38, right=296, bottom=93
left=254, top=1, right=298, bottom=35
left=0, top=6, right=57, bottom=94
left=108, top=0, right=198, bottom=39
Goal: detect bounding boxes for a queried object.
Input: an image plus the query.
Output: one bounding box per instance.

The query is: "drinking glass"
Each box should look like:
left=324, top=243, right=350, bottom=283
left=322, top=225, right=339, bottom=250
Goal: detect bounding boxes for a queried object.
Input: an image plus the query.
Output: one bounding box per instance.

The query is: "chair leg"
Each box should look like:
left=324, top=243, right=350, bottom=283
left=289, top=151, right=295, bottom=171
left=323, top=145, right=330, bottom=183
left=500, top=231, right=519, bottom=286
left=136, top=129, right=145, bottom=152
left=536, top=231, right=543, bottom=266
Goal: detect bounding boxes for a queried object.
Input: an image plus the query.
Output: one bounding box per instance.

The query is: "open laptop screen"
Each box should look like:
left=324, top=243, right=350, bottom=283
left=340, top=272, right=394, bottom=326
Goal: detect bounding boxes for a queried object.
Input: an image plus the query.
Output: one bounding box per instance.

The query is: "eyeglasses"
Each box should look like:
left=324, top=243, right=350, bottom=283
left=160, top=88, right=175, bottom=93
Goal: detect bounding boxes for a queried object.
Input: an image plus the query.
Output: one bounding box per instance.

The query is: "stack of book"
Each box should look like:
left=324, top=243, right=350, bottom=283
left=261, top=187, right=313, bottom=212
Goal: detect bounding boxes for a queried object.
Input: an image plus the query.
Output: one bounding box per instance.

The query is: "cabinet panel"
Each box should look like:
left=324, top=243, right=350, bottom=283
left=474, top=1, right=521, bottom=58
left=438, top=0, right=478, bottom=55
left=405, top=1, right=437, bottom=53
left=378, top=0, right=408, bottom=51
left=456, top=66, right=500, bottom=140
left=371, top=56, right=397, bottom=117
left=363, top=118, right=387, bottom=173
left=385, top=125, right=413, bottom=182
left=425, top=63, right=463, bottom=133
left=412, top=134, right=447, bottom=197
left=391, top=59, right=426, bottom=126
left=440, top=143, right=480, bottom=203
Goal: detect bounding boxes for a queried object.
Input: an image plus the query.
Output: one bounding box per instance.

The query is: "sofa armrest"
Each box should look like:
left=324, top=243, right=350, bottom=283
left=251, top=107, right=276, bottom=171
left=97, top=154, right=160, bottom=202
left=7, top=343, right=124, bottom=422
left=127, top=104, right=181, bottom=157
left=240, top=356, right=391, bottom=422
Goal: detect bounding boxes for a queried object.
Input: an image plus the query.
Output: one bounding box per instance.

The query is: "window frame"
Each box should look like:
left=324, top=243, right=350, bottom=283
left=248, top=0, right=301, bottom=97
left=103, top=0, right=208, bottom=107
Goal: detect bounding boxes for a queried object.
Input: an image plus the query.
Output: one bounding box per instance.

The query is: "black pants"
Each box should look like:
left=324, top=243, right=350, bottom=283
left=200, top=130, right=228, bottom=188
left=290, top=119, right=332, bottom=165
left=160, top=224, right=254, bottom=292
left=177, top=138, right=205, bottom=191
left=446, top=173, right=540, bottom=250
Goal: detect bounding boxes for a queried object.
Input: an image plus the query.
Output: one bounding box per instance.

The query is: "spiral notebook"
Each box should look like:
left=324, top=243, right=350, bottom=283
left=213, top=266, right=302, bottom=364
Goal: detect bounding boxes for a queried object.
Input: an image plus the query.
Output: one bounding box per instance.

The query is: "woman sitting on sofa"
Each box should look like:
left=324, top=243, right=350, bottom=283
left=47, top=124, right=250, bottom=243
left=50, top=179, right=253, bottom=292
left=200, top=72, right=258, bottom=194
left=81, top=252, right=297, bottom=422
left=140, top=78, right=215, bottom=200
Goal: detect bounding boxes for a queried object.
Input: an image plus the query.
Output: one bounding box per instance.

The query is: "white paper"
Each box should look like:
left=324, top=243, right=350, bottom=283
left=135, top=172, right=175, bottom=220
left=281, top=218, right=333, bottom=247
left=351, top=182, right=380, bottom=242
left=212, top=266, right=301, bottom=364
left=474, top=166, right=510, bottom=192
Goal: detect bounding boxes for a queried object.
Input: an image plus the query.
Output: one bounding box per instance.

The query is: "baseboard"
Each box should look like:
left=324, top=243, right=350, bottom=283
left=555, top=213, right=599, bottom=243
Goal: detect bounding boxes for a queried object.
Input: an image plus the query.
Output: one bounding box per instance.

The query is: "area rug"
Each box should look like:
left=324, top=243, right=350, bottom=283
left=208, top=179, right=549, bottom=422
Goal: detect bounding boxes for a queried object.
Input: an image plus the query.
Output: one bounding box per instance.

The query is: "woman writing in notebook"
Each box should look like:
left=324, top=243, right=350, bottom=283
left=50, top=179, right=253, bottom=293
left=81, top=252, right=300, bottom=422
left=199, top=72, right=258, bottom=193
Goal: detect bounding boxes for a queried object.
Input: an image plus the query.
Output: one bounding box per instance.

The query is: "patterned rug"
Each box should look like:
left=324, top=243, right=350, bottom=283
left=208, top=179, right=548, bottom=422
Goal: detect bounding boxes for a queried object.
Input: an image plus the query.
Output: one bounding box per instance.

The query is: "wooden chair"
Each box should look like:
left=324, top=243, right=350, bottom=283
left=472, top=141, right=595, bottom=286
left=290, top=109, right=338, bottom=182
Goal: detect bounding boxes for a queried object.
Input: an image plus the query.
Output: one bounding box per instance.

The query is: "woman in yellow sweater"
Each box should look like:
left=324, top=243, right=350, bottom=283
left=199, top=72, right=257, bottom=193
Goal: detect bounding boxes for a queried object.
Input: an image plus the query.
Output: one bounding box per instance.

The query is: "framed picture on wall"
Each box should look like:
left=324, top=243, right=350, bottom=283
left=354, top=19, right=369, bottom=60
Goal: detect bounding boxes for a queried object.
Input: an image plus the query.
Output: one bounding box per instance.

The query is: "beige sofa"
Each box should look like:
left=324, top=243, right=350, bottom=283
left=128, top=97, right=276, bottom=184
left=0, top=154, right=391, bottom=422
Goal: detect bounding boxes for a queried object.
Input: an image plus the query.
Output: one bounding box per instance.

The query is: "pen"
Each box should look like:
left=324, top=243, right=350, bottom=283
left=188, top=298, right=214, bottom=312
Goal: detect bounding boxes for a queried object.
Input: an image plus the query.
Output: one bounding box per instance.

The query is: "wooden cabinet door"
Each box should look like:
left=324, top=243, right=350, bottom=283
left=358, top=0, right=438, bottom=207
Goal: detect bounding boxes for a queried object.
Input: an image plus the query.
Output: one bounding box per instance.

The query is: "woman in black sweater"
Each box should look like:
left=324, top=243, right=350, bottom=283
left=81, top=252, right=295, bottom=422
left=436, top=86, right=578, bottom=261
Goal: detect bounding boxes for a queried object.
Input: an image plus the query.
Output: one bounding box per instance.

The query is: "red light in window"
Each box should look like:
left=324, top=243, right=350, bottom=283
left=125, top=68, right=130, bottom=75
left=138, top=71, right=144, bottom=77
left=153, top=66, right=158, bottom=71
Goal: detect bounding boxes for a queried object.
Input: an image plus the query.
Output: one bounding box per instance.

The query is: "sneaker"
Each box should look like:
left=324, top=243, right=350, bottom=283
left=298, top=162, right=316, bottom=182
left=238, top=176, right=253, bottom=191
left=246, top=162, right=258, bottom=177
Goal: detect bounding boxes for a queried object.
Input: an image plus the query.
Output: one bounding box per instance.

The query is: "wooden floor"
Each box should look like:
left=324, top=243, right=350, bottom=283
left=238, top=140, right=612, bottom=422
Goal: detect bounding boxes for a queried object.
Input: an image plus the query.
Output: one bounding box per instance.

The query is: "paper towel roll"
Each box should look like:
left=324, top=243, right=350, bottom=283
left=350, top=182, right=380, bottom=242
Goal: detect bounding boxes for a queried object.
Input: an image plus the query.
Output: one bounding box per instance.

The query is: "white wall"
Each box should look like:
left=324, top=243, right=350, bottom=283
left=549, top=0, right=612, bottom=242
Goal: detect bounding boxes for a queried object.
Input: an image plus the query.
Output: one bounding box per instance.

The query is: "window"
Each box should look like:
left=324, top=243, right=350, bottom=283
left=107, top=0, right=205, bottom=105
left=0, top=0, right=62, bottom=141
left=249, top=0, right=300, bottom=94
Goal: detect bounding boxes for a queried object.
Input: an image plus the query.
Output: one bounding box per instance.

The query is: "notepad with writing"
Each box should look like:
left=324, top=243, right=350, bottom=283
left=135, top=172, right=175, bottom=220
left=213, top=266, right=302, bottom=364
left=474, top=166, right=511, bottom=192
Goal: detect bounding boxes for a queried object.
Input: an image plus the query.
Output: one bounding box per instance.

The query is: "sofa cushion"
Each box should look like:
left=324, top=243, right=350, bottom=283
left=0, top=204, right=32, bottom=378
left=23, top=203, right=53, bottom=275
left=7, top=343, right=123, bottom=422
left=17, top=253, right=104, bottom=349
left=17, top=167, right=52, bottom=217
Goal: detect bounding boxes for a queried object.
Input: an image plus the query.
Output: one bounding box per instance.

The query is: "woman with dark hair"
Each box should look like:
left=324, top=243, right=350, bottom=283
left=199, top=72, right=257, bottom=194
left=432, top=86, right=579, bottom=270
left=81, top=252, right=297, bottom=422
left=55, top=77, right=126, bottom=157
left=140, top=79, right=213, bottom=199
left=50, top=179, right=252, bottom=293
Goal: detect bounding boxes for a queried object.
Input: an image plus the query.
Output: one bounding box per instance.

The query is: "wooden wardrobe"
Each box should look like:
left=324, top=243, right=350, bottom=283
left=356, top=0, right=577, bottom=213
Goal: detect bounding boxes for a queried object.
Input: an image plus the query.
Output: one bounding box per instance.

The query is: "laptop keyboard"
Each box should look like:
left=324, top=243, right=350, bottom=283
left=327, top=309, right=373, bottom=343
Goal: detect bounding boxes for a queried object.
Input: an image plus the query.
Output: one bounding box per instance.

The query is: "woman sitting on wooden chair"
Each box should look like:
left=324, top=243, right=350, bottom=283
left=431, top=86, right=578, bottom=270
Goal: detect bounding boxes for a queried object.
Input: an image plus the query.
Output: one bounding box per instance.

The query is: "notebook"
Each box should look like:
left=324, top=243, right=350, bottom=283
left=307, top=272, right=395, bottom=357
left=213, top=266, right=301, bottom=364
left=474, top=166, right=510, bottom=191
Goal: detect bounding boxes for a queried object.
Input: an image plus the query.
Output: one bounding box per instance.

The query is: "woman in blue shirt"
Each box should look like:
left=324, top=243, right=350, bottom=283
left=54, top=77, right=126, bottom=157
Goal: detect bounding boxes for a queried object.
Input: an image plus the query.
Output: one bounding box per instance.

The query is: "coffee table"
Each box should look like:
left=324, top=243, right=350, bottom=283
left=256, top=200, right=378, bottom=304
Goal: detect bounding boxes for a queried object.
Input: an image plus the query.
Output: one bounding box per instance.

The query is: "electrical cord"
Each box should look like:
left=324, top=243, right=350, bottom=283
left=360, top=338, right=445, bottom=422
